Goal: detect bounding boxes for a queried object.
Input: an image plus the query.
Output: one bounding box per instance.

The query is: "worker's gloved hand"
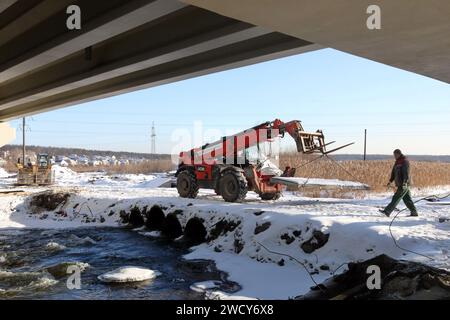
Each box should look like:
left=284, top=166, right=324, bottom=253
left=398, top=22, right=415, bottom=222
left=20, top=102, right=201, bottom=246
left=386, top=182, right=392, bottom=188
left=402, top=182, right=409, bottom=189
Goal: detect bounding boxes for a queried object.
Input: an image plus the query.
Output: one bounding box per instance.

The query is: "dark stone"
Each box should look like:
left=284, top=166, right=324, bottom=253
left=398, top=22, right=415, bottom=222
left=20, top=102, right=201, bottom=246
left=55, top=210, right=67, bottom=217
left=293, top=230, right=302, bottom=237
left=208, top=219, right=241, bottom=241
left=184, top=217, right=207, bottom=245
left=254, top=222, right=271, bottom=235
left=162, top=213, right=183, bottom=239
left=145, top=205, right=165, bottom=230
left=29, top=192, right=70, bottom=212
left=45, top=262, right=86, bottom=279
left=281, top=233, right=295, bottom=245
left=278, top=259, right=285, bottom=266
left=234, top=239, right=244, bottom=254
left=296, top=254, right=450, bottom=300
left=301, top=230, right=330, bottom=254
left=253, top=210, right=265, bottom=216
left=119, top=210, right=128, bottom=224
left=129, top=206, right=144, bottom=227
left=320, top=265, right=330, bottom=271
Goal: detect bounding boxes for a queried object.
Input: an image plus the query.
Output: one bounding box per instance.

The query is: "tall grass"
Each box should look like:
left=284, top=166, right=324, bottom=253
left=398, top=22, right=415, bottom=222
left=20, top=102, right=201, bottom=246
left=280, top=152, right=450, bottom=192
left=1, top=161, right=18, bottom=173
left=71, top=159, right=175, bottom=174
left=3, top=152, right=449, bottom=196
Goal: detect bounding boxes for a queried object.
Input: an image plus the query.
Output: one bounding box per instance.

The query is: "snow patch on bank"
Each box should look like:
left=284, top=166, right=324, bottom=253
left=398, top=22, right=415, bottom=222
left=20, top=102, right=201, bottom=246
left=52, top=165, right=171, bottom=190
left=0, top=168, right=9, bottom=178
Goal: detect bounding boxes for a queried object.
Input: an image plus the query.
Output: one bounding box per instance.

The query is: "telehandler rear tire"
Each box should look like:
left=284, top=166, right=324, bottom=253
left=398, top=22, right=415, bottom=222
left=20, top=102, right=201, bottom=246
left=177, top=171, right=199, bottom=199
left=219, top=170, right=248, bottom=202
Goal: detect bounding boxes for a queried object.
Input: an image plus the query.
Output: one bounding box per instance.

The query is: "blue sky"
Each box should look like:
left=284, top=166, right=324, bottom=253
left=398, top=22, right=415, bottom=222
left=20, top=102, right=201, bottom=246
left=9, top=48, right=450, bottom=155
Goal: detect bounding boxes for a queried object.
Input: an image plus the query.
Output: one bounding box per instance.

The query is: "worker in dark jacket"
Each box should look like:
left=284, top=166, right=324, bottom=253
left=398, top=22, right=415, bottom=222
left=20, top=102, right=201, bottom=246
left=380, top=149, right=418, bottom=217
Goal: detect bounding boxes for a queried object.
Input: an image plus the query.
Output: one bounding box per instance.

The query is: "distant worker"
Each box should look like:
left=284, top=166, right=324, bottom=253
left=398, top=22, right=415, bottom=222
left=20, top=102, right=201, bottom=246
left=380, top=149, right=418, bottom=217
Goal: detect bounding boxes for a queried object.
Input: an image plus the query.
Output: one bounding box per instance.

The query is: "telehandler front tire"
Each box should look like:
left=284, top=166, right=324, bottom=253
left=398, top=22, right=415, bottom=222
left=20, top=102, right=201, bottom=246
left=177, top=171, right=199, bottom=199
left=219, top=170, right=248, bottom=202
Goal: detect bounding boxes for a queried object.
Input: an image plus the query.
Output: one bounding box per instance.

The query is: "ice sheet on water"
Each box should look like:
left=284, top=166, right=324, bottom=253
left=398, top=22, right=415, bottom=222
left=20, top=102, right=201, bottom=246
left=139, top=231, right=162, bottom=238
left=190, top=280, right=221, bottom=293
left=45, top=242, right=66, bottom=251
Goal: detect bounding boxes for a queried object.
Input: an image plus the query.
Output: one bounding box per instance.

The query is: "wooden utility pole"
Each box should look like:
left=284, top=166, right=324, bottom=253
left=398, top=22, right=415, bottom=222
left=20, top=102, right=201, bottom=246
left=363, top=129, right=367, bottom=161
left=22, top=117, right=26, bottom=164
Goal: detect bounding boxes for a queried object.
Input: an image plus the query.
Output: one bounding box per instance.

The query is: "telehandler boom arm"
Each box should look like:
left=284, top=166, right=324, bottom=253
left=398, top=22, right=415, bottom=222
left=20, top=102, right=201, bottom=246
left=179, top=119, right=327, bottom=165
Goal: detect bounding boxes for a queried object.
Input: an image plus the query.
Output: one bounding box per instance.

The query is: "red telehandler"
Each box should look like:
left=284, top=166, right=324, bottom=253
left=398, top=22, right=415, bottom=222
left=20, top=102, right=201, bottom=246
left=176, top=119, right=347, bottom=202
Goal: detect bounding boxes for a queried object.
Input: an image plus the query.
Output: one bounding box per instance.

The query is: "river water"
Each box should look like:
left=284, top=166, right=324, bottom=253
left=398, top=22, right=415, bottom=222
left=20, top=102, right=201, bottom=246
left=0, top=227, right=235, bottom=300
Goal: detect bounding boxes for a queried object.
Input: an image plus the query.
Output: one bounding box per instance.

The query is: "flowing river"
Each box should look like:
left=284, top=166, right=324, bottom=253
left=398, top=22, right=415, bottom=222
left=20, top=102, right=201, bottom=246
left=0, top=227, right=236, bottom=299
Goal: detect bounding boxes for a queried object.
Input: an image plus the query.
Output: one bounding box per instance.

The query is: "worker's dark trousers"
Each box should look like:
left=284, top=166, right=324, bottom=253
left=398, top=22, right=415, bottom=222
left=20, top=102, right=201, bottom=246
left=385, top=186, right=418, bottom=215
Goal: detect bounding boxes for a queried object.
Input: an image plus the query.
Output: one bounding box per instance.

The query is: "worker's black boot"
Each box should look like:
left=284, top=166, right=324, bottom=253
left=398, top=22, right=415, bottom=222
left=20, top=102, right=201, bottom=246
left=379, top=209, right=391, bottom=217
left=409, top=212, right=419, bottom=217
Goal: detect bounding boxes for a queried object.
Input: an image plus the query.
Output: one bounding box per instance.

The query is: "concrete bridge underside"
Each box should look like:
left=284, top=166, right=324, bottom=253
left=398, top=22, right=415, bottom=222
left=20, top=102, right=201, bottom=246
left=185, top=0, right=450, bottom=85
left=0, top=0, right=319, bottom=122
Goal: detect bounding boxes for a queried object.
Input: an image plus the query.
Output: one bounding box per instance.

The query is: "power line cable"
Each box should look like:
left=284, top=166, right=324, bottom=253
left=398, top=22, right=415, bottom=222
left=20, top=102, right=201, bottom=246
left=256, top=241, right=327, bottom=294
left=388, top=191, right=450, bottom=261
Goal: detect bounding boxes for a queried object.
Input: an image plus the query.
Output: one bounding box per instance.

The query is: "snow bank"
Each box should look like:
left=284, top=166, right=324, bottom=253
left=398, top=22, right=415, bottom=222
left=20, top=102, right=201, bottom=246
left=136, top=177, right=172, bottom=188
left=98, top=267, right=161, bottom=283
left=0, top=168, right=9, bottom=178
left=52, top=165, right=79, bottom=181
left=51, top=165, right=171, bottom=189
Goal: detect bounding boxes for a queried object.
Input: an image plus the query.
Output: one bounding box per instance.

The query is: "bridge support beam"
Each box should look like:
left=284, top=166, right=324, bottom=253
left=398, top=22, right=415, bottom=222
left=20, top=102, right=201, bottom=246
left=0, top=0, right=316, bottom=121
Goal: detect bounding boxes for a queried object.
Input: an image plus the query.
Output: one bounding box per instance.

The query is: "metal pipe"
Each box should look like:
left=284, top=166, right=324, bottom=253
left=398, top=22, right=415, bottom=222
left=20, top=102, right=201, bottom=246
left=22, top=117, right=25, bottom=164
left=364, top=129, right=367, bottom=161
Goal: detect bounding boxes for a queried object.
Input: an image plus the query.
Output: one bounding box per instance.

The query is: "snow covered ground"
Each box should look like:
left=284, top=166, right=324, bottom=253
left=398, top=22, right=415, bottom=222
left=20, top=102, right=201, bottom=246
left=52, top=165, right=172, bottom=190
left=0, top=168, right=9, bottom=178
left=0, top=166, right=449, bottom=299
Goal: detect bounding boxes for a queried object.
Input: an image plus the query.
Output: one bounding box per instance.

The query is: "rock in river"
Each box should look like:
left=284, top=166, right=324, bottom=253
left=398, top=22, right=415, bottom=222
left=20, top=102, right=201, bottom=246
left=98, top=266, right=161, bottom=283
